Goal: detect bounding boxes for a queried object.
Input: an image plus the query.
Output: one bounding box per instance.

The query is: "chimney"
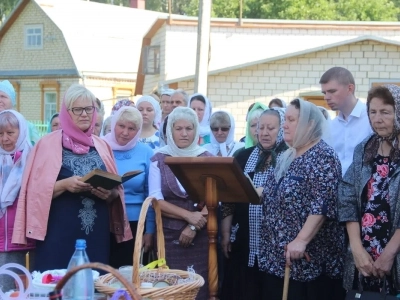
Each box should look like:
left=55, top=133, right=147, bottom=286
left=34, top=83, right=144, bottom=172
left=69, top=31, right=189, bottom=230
left=130, top=0, right=145, bottom=9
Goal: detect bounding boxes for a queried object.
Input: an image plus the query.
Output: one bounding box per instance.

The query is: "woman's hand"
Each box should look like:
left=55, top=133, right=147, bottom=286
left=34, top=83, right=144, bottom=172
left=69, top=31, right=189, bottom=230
left=185, top=211, right=207, bottom=230
left=285, top=237, right=308, bottom=265
left=64, top=176, right=92, bottom=193
left=91, top=187, right=118, bottom=203
left=373, top=250, right=395, bottom=278
left=179, top=226, right=196, bottom=248
left=143, top=233, right=154, bottom=253
left=352, top=245, right=375, bottom=277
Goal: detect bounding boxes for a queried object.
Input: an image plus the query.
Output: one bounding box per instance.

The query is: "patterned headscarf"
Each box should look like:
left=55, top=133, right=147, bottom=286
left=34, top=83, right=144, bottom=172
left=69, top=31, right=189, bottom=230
left=255, top=108, right=288, bottom=172
left=59, top=95, right=97, bottom=155
left=0, top=80, right=16, bottom=107
left=364, top=84, right=400, bottom=164
left=111, top=99, right=135, bottom=115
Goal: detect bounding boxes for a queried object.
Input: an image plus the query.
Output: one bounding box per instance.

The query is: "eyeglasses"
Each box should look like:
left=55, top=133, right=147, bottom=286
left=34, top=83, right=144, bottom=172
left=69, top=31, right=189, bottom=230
left=211, top=127, right=230, bottom=132
left=68, top=106, right=95, bottom=116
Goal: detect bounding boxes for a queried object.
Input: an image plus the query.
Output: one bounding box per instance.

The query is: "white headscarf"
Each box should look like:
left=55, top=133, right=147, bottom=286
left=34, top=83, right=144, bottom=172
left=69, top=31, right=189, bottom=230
left=102, top=106, right=143, bottom=151
left=156, top=107, right=207, bottom=157
left=136, top=95, right=162, bottom=129
left=0, top=110, right=32, bottom=218
left=317, top=106, right=332, bottom=145
left=275, top=99, right=326, bottom=181
left=204, top=110, right=241, bottom=156
left=188, top=93, right=212, bottom=138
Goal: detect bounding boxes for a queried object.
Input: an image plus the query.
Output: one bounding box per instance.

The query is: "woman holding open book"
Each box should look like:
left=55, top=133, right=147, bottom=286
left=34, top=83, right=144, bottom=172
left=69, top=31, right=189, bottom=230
left=103, top=106, right=155, bottom=268
left=12, top=84, right=132, bottom=272
left=149, top=106, right=213, bottom=299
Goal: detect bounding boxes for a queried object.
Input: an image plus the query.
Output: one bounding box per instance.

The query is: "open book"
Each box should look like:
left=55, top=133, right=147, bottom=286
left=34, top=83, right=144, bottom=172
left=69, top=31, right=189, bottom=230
left=80, top=169, right=143, bottom=190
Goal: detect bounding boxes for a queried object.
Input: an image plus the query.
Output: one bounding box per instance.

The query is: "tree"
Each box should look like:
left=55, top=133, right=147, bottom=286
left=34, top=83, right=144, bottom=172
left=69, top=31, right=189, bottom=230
left=0, top=0, right=19, bottom=22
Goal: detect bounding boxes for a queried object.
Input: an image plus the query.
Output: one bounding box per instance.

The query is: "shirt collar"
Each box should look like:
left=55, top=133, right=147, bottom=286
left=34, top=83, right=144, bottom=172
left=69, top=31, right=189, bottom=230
left=338, top=99, right=365, bottom=120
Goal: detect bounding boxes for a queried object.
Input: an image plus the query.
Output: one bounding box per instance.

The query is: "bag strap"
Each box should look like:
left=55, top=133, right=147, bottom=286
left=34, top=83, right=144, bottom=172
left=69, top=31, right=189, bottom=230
left=357, top=274, right=388, bottom=299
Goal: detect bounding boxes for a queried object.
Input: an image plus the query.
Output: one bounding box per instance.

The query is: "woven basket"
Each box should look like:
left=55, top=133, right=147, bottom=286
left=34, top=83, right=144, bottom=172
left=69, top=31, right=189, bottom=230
left=54, top=262, right=141, bottom=299
left=95, top=197, right=205, bottom=300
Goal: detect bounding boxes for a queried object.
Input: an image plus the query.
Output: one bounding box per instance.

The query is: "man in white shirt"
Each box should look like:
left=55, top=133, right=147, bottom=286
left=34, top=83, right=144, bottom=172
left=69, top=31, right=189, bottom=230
left=320, top=67, right=373, bottom=176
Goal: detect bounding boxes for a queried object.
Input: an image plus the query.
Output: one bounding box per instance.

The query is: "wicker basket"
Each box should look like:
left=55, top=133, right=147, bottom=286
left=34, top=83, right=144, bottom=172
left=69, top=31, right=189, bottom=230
left=54, top=262, right=141, bottom=299
left=95, top=197, right=205, bottom=300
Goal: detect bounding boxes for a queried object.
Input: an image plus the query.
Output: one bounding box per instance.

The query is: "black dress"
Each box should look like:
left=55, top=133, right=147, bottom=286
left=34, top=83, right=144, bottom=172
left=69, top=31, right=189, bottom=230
left=34, top=147, right=110, bottom=271
left=220, top=146, right=266, bottom=300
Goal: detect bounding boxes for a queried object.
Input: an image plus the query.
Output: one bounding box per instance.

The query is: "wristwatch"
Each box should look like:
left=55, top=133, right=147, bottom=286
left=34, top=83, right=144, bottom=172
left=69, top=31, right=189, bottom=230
left=188, top=224, right=196, bottom=231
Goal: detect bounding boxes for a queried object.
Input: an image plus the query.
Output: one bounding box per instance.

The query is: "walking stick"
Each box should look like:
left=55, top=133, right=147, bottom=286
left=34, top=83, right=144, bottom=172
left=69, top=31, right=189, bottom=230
left=282, top=246, right=311, bottom=300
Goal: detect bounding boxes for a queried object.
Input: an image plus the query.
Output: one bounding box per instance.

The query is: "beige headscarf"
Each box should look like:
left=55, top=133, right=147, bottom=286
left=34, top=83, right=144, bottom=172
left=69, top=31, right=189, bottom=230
left=275, top=98, right=326, bottom=181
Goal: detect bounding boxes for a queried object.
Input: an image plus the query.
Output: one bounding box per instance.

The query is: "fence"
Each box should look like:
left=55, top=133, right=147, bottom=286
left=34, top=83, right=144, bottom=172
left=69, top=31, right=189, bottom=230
left=30, top=120, right=48, bottom=137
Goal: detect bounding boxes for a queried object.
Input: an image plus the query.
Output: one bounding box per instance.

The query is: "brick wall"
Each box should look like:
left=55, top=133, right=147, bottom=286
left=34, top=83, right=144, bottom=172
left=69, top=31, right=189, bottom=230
left=0, top=1, right=76, bottom=71
left=177, top=40, right=400, bottom=140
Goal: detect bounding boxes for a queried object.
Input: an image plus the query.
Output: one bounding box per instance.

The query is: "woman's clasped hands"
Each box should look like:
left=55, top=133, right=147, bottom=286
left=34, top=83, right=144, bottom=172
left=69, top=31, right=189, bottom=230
left=179, top=211, right=207, bottom=248
left=352, top=244, right=394, bottom=279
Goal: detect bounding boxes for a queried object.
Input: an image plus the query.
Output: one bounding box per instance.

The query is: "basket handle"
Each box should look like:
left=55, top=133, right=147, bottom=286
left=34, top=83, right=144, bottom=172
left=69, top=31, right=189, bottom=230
left=133, top=197, right=166, bottom=286
left=54, top=262, right=142, bottom=300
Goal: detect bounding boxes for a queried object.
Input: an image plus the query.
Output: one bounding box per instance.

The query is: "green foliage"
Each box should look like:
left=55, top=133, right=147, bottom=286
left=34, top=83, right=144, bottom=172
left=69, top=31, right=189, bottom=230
left=1, top=0, right=399, bottom=22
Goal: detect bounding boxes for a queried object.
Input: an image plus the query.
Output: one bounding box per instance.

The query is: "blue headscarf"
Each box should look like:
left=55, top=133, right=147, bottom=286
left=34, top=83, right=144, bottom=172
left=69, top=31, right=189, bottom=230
left=0, top=81, right=16, bottom=107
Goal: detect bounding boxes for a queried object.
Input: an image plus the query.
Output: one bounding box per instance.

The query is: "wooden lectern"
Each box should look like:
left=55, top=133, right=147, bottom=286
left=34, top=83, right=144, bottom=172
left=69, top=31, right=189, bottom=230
left=165, top=156, right=260, bottom=300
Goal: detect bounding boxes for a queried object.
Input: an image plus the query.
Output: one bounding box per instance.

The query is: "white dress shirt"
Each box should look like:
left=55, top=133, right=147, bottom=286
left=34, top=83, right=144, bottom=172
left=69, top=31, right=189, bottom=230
left=328, top=100, right=373, bottom=176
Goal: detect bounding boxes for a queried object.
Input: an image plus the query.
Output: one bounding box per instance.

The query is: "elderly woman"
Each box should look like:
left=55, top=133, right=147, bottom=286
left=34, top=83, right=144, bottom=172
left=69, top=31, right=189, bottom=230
left=203, top=111, right=244, bottom=156
left=0, top=110, right=34, bottom=290
left=136, top=95, right=162, bottom=150
left=149, top=107, right=213, bottom=299
left=12, top=84, right=132, bottom=271
left=339, top=85, right=400, bottom=295
left=103, top=106, right=155, bottom=268
left=47, top=113, right=61, bottom=133
left=102, top=116, right=112, bottom=136
left=220, top=108, right=287, bottom=300
left=189, top=93, right=212, bottom=146
left=238, top=102, right=268, bottom=150
left=260, top=99, right=344, bottom=300
left=0, top=80, right=40, bottom=144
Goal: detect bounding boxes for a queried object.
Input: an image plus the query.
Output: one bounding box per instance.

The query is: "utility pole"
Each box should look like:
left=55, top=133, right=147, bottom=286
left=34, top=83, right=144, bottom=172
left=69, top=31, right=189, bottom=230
left=194, top=0, right=212, bottom=94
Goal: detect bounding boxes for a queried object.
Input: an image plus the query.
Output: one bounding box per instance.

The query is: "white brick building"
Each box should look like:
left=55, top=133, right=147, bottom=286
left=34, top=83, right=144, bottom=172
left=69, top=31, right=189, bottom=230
left=136, top=16, right=400, bottom=138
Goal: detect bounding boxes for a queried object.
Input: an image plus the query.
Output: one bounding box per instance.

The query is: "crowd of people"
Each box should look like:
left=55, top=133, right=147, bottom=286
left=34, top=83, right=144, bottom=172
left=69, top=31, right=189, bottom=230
left=0, top=65, right=399, bottom=299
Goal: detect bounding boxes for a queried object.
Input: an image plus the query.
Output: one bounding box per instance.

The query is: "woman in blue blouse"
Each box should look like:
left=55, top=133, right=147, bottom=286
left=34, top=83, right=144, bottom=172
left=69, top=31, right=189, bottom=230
left=103, top=106, right=155, bottom=268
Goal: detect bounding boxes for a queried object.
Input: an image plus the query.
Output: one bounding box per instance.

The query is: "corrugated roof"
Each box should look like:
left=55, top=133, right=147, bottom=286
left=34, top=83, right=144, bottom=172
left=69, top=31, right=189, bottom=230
left=35, top=0, right=166, bottom=76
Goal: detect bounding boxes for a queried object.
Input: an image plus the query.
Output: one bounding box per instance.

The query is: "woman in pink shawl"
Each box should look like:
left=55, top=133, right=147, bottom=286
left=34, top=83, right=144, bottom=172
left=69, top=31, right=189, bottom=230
left=13, top=84, right=131, bottom=272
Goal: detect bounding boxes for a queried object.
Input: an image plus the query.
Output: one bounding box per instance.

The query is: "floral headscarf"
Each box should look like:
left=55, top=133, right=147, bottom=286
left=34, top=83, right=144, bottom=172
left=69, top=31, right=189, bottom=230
left=111, top=99, right=135, bottom=115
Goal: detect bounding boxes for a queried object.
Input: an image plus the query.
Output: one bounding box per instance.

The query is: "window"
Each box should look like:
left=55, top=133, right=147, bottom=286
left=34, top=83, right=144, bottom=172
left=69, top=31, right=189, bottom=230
left=142, top=45, right=160, bottom=75
left=40, top=81, right=60, bottom=121
left=25, top=25, right=43, bottom=49
left=44, top=92, right=57, bottom=123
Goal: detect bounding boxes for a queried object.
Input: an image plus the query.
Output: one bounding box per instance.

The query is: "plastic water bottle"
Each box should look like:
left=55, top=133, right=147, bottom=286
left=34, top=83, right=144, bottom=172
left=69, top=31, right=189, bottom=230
left=62, top=239, right=94, bottom=300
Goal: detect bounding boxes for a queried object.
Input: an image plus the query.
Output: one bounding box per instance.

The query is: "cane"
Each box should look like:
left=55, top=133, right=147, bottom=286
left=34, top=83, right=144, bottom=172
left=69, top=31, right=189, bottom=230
left=282, top=246, right=311, bottom=300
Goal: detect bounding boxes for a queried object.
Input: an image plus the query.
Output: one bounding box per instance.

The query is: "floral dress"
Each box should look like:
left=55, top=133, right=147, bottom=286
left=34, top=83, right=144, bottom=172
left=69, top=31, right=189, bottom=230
left=139, top=131, right=160, bottom=150
left=259, top=140, right=344, bottom=282
left=361, top=154, right=396, bottom=292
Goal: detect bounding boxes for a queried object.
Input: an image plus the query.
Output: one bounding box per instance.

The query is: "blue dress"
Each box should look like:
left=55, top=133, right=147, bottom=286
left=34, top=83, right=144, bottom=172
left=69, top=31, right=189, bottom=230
left=34, top=147, right=110, bottom=271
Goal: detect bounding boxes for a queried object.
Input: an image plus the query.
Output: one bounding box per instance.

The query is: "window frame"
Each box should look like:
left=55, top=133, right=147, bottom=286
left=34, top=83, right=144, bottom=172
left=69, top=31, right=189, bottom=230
left=24, top=24, right=43, bottom=50
left=142, top=45, right=160, bottom=75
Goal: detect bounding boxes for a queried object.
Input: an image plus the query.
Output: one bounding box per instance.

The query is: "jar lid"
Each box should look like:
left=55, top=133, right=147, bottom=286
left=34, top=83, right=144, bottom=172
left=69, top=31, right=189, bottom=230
left=141, top=282, right=153, bottom=288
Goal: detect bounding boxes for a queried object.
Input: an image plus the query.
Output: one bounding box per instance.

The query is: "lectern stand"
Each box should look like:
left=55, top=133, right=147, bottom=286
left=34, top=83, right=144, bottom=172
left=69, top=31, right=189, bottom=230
left=165, top=156, right=260, bottom=300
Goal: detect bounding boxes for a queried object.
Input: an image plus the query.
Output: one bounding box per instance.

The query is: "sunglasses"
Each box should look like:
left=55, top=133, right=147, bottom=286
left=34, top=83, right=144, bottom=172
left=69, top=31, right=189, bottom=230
left=211, top=127, right=230, bottom=132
